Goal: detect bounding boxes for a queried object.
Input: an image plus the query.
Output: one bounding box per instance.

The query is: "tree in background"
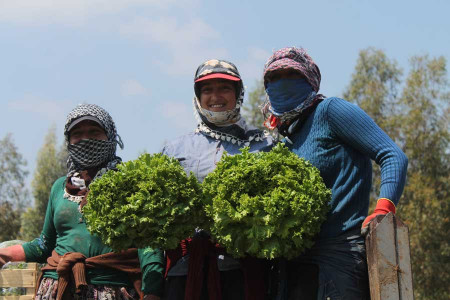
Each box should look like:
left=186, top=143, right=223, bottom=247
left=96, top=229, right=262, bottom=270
left=343, top=47, right=403, bottom=139
left=20, top=126, right=67, bottom=241
left=343, top=49, right=449, bottom=300
left=395, top=55, right=449, bottom=300
left=0, top=134, right=29, bottom=241
left=242, top=80, right=267, bottom=130
left=343, top=48, right=403, bottom=209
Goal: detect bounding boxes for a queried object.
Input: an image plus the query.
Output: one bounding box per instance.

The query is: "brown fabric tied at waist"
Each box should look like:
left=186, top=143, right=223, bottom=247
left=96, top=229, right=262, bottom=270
left=38, top=249, right=144, bottom=300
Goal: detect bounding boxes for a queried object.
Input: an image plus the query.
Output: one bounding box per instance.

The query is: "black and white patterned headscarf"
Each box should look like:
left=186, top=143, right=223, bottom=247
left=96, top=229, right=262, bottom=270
left=64, top=104, right=124, bottom=176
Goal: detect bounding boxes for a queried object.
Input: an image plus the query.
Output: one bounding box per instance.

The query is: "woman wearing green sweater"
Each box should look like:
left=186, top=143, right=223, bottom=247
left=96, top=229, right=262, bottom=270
left=0, top=104, right=164, bottom=300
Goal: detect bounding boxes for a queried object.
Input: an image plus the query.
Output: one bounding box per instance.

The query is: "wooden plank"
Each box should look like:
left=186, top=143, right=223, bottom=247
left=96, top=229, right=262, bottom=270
left=366, top=213, right=399, bottom=300
left=0, top=270, right=36, bottom=288
left=0, top=263, right=38, bottom=298
left=0, top=296, right=34, bottom=300
left=25, top=288, right=35, bottom=296
left=366, top=213, right=415, bottom=300
left=395, top=218, right=414, bottom=299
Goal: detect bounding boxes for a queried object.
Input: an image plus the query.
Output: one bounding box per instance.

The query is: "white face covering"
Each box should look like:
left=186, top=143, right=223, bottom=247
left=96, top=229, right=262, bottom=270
left=194, top=97, right=241, bottom=126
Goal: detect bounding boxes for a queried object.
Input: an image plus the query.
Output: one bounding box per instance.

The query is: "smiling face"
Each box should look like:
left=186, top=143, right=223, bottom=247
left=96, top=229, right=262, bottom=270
left=69, top=120, right=107, bottom=145
left=199, top=78, right=237, bottom=112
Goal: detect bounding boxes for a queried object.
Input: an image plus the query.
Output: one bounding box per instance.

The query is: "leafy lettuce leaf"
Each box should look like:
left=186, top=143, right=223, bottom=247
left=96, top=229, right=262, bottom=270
left=84, top=153, right=205, bottom=251
left=202, top=143, right=331, bottom=259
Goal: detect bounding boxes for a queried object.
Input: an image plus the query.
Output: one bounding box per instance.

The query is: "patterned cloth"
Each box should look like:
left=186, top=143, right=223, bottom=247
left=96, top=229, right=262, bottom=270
left=67, top=139, right=118, bottom=172
left=64, top=104, right=124, bottom=176
left=263, top=47, right=321, bottom=92
left=193, top=59, right=268, bottom=146
left=261, top=47, right=326, bottom=134
left=63, top=104, right=123, bottom=207
left=35, top=277, right=139, bottom=300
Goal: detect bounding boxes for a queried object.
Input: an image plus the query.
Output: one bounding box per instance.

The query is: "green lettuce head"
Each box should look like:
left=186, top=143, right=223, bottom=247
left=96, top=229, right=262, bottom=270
left=83, top=153, right=204, bottom=251
left=203, top=143, right=331, bottom=259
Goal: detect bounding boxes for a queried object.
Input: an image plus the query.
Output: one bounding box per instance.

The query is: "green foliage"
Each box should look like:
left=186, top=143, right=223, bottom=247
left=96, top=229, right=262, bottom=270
left=344, top=48, right=449, bottom=300
left=343, top=47, right=403, bottom=140
left=0, top=287, right=26, bottom=296
left=202, top=143, right=331, bottom=259
left=84, top=153, right=205, bottom=251
left=19, top=207, right=43, bottom=241
left=242, top=80, right=267, bottom=130
left=396, top=55, right=449, bottom=300
left=0, top=202, right=22, bottom=241
left=1, top=262, right=28, bottom=269
left=0, top=134, right=29, bottom=240
left=31, top=126, right=67, bottom=217
left=21, top=126, right=67, bottom=240
left=0, top=134, right=29, bottom=210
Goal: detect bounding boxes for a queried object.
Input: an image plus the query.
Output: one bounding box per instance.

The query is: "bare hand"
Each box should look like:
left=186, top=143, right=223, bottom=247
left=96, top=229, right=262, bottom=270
left=0, top=245, right=26, bottom=268
left=120, top=287, right=133, bottom=299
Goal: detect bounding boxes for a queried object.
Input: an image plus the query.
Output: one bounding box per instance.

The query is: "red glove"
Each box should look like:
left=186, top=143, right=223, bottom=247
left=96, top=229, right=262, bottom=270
left=362, top=198, right=396, bottom=232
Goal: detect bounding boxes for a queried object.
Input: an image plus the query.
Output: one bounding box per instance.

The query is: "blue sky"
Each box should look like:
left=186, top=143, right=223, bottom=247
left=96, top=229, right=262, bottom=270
left=1, top=0, right=449, bottom=192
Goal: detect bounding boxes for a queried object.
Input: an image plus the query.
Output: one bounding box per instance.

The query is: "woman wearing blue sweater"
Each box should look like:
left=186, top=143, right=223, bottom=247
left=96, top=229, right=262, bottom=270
left=262, top=47, right=408, bottom=300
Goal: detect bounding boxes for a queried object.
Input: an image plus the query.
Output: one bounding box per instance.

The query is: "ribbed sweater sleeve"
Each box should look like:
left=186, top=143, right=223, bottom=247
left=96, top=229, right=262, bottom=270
left=326, top=98, right=408, bottom=205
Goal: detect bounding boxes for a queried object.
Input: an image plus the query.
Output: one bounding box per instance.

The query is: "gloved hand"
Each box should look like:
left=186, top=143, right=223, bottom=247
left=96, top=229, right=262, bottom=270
left=361, top=198, right=396, bottom=236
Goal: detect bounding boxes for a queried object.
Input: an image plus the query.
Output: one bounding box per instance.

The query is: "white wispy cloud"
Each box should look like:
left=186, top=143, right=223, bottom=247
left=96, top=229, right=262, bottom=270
left=120, top=16, right=218, bottom=46
left=0, top=0, right=182, bottom=25
left=238, top=47, right=272, bottom=85
left=121, top=79, right=148, bottom=97
left=120, top=16, right=228, bottom=75
left=8, top=95, right=73, bottom=122
left=158, top=101, right=196, bottom=129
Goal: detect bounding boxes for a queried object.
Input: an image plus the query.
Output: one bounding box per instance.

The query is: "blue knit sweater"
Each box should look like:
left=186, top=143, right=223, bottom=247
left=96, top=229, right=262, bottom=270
left=287, top=97, right=408, bottom=239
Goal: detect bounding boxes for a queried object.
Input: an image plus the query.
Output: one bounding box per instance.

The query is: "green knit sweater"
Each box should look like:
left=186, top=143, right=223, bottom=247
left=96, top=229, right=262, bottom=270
left=22, top=177, right=164, bottom=296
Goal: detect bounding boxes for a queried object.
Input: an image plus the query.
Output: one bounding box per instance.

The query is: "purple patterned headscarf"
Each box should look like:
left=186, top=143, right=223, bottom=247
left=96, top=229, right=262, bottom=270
left=261, top=47, right=325, bottom=135
left=263, top=47, right=321, bottom=93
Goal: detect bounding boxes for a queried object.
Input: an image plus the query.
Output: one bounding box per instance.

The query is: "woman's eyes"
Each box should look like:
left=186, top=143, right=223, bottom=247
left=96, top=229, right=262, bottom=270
left=201, top=85, right=233, bottom=93
left=91, top=129, right=103, bottom=136
left=269, top=75, right=280, bottom=82
left=70, top=131, right=81, bottom=137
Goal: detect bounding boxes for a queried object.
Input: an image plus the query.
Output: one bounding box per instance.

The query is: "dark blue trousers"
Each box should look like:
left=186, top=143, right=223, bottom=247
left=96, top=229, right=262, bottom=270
left=279, top=228, right=370, bottom=300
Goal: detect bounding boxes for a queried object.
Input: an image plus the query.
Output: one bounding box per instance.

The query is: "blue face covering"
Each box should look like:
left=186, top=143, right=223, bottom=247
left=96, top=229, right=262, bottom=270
left=266, top=78, right=314, bottom=115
